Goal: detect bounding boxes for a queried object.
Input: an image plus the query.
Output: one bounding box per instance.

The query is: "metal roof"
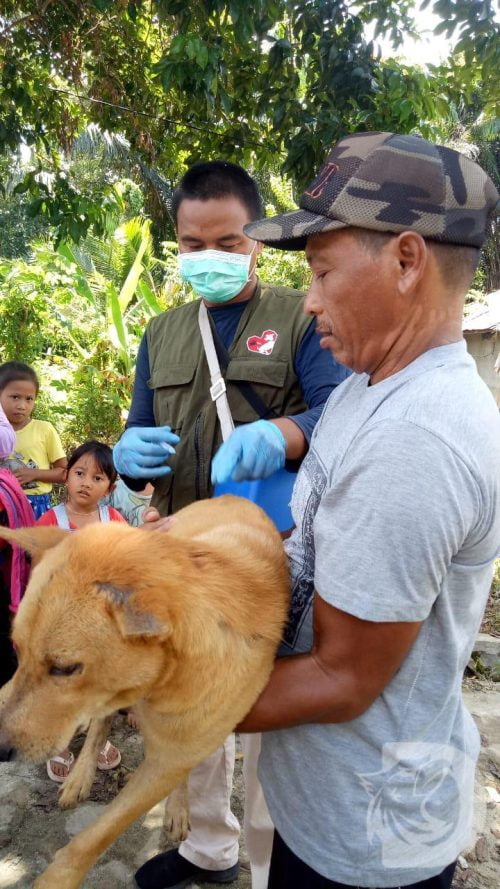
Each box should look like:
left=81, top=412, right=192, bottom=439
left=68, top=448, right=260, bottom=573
left=463, top=290, right=500, bottom=333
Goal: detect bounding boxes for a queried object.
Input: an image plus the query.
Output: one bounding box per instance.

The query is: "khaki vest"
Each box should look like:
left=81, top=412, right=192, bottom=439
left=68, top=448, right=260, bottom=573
left=147, top=281, right=310, bottom=514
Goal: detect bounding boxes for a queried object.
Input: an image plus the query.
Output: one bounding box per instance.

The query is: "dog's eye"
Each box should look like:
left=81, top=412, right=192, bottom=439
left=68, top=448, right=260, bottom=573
left=49, top=663, right=83, bottom=677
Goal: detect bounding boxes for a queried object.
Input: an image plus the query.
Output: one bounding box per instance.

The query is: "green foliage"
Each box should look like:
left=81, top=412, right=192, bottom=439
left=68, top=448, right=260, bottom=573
left=266, top=176, right=297, bottom=214
left=351, top=60, right=448, bottom=138
left=426, top=0, right=499, bottom=115
left=258, top=248, right=311, bottom=293
left=0, top=130, right=143, bottom=257
left=0, top=187, right=48, bottom=258
left=0, top=248, right=78, bottom=362
left=0, top=285, right=53, bottom=364
left=13, top=165, right=126, bottom=245
left=50, top=358, right=131, bottom=451
left=2, top=1, right=498, bottom=243
left=0, top=153, right=46, bottom=256
left=0, top=214, right=184, bottom=450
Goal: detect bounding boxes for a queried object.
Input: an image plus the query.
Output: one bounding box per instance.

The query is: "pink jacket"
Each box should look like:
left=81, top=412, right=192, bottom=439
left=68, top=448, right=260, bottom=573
left=0, top=469, right=35, bottom=612
left=0, top=404, right=15, bottom=459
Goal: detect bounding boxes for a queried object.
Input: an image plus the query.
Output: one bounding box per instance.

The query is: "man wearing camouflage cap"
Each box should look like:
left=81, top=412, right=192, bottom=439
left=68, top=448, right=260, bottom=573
left=232, top=132, right=500, bottom=889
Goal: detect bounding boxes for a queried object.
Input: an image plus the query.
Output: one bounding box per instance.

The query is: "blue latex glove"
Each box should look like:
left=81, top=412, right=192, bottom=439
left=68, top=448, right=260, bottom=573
left=211, top=419, right=286, bottom=484
left=113, top=426, right=180, bottom=478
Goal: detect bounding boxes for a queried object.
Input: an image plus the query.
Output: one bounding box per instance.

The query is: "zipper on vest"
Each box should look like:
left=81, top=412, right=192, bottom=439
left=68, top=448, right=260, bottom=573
left=194, top=413, right=203, bottom=501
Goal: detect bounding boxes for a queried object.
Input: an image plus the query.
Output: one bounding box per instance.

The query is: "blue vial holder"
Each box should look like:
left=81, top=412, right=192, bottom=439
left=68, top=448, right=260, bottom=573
left=213, top=466, right=296, bottom=531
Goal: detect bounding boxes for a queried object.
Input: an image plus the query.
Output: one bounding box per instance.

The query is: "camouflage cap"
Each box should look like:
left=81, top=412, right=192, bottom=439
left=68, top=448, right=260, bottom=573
left=244, top=131, right=499, bottom=251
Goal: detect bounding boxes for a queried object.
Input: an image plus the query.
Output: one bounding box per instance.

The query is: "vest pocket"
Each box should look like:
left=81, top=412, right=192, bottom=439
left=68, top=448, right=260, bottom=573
left=149, top=365, right=197, bottom=430
left=225, top=357, right=289, bottom=423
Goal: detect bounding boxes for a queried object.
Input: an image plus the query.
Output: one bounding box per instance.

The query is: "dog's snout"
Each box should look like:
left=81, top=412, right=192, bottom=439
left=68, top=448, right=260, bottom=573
left=0, top=744, right=16, bottom=762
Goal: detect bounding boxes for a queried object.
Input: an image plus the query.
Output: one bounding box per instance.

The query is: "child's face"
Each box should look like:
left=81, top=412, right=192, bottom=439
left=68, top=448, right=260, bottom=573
left=0, top=379, right=37, bottom=429
left=66, top=455, right=113, bottom=510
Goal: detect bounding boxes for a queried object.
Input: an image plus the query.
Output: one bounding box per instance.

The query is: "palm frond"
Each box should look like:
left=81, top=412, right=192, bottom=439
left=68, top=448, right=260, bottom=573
left=72, top=124, right=130, bottom=165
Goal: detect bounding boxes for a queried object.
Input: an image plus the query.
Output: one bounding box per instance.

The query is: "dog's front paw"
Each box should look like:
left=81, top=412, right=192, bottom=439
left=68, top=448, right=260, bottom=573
left=163, top=797, right=191, bottom=844
left=33, top=861, right=84, bottom=889
left=58, top=770, right=94, bottom=810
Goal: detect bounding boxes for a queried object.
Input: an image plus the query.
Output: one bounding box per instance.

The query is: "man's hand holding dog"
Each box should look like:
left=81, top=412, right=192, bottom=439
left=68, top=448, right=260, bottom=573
left=113, top=426, right=180, bottom=478
left=141, top=507, right=177, bottom=532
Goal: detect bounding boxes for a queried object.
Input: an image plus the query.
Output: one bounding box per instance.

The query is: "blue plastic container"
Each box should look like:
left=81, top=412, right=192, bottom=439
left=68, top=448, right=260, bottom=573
left=214, top=466, right=296, bottom=531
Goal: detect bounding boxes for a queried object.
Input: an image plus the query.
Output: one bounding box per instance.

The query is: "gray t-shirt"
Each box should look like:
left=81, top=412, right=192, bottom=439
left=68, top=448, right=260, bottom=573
left=260, top=340, right=500, bottom=887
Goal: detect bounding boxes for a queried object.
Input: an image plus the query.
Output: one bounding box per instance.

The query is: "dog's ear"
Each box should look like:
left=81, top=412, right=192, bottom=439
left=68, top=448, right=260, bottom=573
left=97, top=582, right=171, bottom=639
left=0, top=526, right=69, bottom=556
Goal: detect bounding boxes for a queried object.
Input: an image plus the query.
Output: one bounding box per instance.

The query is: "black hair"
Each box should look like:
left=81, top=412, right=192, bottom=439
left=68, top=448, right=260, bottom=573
left=0, top=361, right=39, bottom=394
left=427, top=241, right=480, bottom=293
left=67, top=440, right=117, bottom=484
left=171, top=160, right=263, bottom=227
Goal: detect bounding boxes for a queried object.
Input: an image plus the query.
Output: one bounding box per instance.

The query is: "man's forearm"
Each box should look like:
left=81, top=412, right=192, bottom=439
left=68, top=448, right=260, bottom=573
left=237, top=651, right=359, bottom=733
left=271, top=418, right=307, bottom=461
left=238, top=598, right=423, bottom=734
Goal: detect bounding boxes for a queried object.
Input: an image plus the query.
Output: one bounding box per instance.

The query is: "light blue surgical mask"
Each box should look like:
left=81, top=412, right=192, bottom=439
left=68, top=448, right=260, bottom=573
left=178, top=247, right=256, bottom=303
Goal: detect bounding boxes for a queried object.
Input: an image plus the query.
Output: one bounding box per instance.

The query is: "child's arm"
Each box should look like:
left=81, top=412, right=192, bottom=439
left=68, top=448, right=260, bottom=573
left=13, top=457, right=67, bottom=487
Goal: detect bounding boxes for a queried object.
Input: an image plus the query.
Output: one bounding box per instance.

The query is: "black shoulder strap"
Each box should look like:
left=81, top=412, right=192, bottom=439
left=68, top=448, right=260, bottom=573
left=208, top=313, right=278, bottom=421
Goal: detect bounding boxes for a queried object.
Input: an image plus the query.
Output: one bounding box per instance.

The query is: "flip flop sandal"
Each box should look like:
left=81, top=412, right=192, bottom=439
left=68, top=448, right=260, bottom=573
left=46, top=751, right=75, bottom=783
left=97, top=739, right=121, bottom=771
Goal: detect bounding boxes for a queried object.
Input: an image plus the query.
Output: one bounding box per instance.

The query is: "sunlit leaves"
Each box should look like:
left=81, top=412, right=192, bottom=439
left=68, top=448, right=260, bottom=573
left=1, top=0, right=497, bottom=240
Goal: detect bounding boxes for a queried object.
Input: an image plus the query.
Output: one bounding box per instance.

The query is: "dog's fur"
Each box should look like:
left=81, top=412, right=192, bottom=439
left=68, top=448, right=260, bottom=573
left=0, top=495, right=289, bottom=889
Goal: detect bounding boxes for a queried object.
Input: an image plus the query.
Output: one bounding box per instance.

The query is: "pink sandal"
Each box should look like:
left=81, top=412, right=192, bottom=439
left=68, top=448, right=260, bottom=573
left=46, top=750, right=75, bottom=783
left=97, top=739, right=121, bottom=771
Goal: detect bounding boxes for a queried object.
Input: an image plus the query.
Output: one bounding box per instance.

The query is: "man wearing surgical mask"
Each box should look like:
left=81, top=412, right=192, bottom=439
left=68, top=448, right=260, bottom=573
left=114, top=161, right=349, bottom=889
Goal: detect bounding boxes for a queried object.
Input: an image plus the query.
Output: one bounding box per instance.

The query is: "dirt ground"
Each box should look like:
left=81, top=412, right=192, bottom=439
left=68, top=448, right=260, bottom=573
left=0, top=682, right=499, bottom=889
left=453, top=680, right=500, bottom=889
left=0, top=716, right=252, bottom=889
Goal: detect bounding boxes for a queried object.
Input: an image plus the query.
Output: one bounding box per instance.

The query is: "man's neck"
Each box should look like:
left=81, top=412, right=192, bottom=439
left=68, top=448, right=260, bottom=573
left=370, top=316, right=464, bottom=385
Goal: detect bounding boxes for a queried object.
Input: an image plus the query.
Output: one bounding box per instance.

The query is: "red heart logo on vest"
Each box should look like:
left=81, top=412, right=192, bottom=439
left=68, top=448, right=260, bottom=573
left=246, top=330, right=278, bottom=356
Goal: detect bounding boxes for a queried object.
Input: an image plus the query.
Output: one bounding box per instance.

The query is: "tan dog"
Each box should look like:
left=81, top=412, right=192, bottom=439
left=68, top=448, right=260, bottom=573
left=0, top=495, right=289, bottom=889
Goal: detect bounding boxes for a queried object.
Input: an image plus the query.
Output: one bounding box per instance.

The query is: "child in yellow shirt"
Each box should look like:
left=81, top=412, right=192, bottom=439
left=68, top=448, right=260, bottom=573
left=0, top=362, right=67, bottom=518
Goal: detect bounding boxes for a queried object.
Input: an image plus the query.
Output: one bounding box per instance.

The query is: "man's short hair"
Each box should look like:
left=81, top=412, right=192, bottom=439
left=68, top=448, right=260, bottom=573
left=172, top=161, right=263, bottom=227
left=352, top=228, right=480, bottom=293
left=428, top=242, right=480, bottom=292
